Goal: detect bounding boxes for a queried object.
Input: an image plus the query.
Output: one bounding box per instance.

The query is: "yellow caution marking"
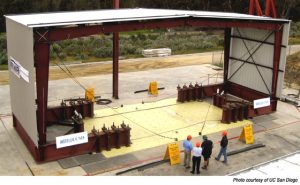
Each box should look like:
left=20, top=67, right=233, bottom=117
left=239, top=124, right=254, bottom=144
left=164, top=143, right=181, bottom=165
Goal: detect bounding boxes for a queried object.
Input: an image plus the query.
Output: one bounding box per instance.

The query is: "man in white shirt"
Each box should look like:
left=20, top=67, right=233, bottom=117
left=190, top=142, right=202, bottom=174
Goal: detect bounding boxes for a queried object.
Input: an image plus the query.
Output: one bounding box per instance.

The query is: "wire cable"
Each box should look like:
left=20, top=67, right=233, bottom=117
left=199, top=99, right=213, bottom=135
left=59, top=61, right=88, bottom=91
left=54, top=61, right=87, bottom=91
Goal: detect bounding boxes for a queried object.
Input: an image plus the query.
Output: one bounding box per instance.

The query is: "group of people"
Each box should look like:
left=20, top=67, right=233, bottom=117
left=183, top=131, right=228, bottom=174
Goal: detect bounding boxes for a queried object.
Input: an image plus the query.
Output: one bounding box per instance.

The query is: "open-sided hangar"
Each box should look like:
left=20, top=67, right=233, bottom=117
left=5, top=8, right=290, bottom=162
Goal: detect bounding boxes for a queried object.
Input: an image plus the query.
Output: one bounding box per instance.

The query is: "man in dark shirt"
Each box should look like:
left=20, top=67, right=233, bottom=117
left=201, top=135, right=213, bottom=170
left=215, top=131, right=228, bottom=164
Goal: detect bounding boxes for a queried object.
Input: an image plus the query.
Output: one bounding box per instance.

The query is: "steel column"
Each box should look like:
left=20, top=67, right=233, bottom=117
left=271, top=28, right=283, bottom=99
left=112, top=0, right=120, bottom=99
left=249, top=0, right=263, bottom=16
left=249, top=0, right=255, bottom=15
left=265, top=0, right=277, bottom=18
left=34, top=42, right=50, bottom=147
left=113, top=0, right=119, bottom=8
left=223, top=28, right=231, bottom=93
left=112, top=34, right=119, bottom=99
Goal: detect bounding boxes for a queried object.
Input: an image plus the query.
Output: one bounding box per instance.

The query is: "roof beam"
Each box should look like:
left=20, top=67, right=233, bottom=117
left=34, top=18, right=283, bottom=42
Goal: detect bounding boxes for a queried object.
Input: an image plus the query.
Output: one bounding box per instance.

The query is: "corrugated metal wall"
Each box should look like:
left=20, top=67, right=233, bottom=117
left=6, top=19, right=38, bottom=146
left=228, top=24, right=290, bottom=98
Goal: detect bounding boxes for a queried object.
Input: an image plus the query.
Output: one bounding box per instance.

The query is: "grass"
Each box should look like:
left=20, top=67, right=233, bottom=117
left=289, top=37, right=300, bottom=45
left=0, top=64, right=7, bottom=70
left=285, top=51, right=300, bottom=88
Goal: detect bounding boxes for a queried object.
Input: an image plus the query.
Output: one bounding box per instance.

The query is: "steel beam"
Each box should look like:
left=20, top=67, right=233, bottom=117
left=34, top=42, right=50, bottom=150
left=229, top=57, right=284, bottom=72
left=271, top=28, right=283, bottom=100
left=43, top=19, right=282, bottom=42
left=188, top=19, right=279, bottom=30
left=223, top=28, right=231, bottom=93
left=227, top=82, right=268, bottom=101
left=231, top=35, right=286, bottom=48
left=45, top=19, right=186, bottom=41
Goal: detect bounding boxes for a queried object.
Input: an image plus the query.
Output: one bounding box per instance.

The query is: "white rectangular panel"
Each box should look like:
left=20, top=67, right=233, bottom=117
left=254, top=97, right=270, bottom=109
left=6, top=19, right=38, bottom=146
left=56, top=132, right=88, bottom=149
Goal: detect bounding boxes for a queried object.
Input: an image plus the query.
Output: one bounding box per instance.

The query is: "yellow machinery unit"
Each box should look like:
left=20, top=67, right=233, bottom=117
left=85, top=87, right=95, bottom=102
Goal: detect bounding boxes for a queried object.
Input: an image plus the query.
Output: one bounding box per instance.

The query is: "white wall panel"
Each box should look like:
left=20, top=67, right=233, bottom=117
left=6, top=19, right=38, bottom=146
left=277, top=23, right=290, bottom=97
left=229, top=25, right=290, bottom=99
left=228, top=60, right=272, bottom=95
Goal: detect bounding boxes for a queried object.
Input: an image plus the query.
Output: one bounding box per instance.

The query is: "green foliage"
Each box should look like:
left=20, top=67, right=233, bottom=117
left=0, top=52, right=7, bottom=65
left=0, top=34, right=7, bottom=65
left=290, top=22, right=300, bottom=37
left=285, top=51, right=300, bottom=87
left=47, top=30, right=224, bottom=62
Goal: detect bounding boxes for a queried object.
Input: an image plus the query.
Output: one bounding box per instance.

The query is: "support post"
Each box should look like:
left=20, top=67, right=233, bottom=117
left=112, top=0, right=120, bottom=99
left=249, top=0, right=254, bottom=15
left=265, top=0, right=277, bottom=18
left=113, top=33, right=119, bottom=99
left=249, top=0, right=263, bottom=16
left=223, top=28, right=231, bottom=93
left=34, top=42, right=50, bottom=148
left=271, top=27, right=283, bottom=103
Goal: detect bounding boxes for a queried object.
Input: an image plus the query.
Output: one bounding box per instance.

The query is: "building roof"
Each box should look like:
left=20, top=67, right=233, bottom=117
left=5, top=8, right=289, bottom=28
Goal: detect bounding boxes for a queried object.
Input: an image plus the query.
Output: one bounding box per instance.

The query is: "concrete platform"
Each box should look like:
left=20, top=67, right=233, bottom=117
left=84, top=98, right=251, bottom=158
left=0, top=64, right=300, bottom=176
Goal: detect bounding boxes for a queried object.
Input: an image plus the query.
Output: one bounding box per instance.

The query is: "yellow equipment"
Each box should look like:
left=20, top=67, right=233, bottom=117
left=148, top=81, right=158, bottom=95
left=85, top=87, right=95, bottom=102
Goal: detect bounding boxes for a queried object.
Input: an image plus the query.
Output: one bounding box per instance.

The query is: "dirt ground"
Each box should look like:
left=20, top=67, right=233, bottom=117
left=0, top=52, right=219, bottom=85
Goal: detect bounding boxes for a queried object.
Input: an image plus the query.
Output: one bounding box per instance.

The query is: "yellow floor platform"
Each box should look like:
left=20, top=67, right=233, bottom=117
left=84, top=98, right=252, bottom=158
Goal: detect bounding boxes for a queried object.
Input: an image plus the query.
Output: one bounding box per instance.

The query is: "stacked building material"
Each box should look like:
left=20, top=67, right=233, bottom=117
left=142, top=48, right=171, bottom=57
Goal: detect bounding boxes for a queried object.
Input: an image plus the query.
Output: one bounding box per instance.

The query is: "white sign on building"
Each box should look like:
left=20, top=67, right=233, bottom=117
left=253, top=97, right=271, bottom=109
left=9, top=57, right=29, bottom=82
left=56, top=131, right=88, bottom=149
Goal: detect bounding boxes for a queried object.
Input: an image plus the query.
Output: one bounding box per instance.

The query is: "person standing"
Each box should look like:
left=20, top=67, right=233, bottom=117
left=215, top=131, right=228, bottom=164
left=183, top=135, right=193, bottom=169
left=190, top=142, right=202, bottom=174
left=201, top=135, right=213, bottom=169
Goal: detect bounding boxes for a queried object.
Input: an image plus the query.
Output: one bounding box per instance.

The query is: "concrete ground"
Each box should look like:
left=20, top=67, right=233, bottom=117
left=111, top=100, right=300, bottom=176
left=0, top=57, right=300, bottom=176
